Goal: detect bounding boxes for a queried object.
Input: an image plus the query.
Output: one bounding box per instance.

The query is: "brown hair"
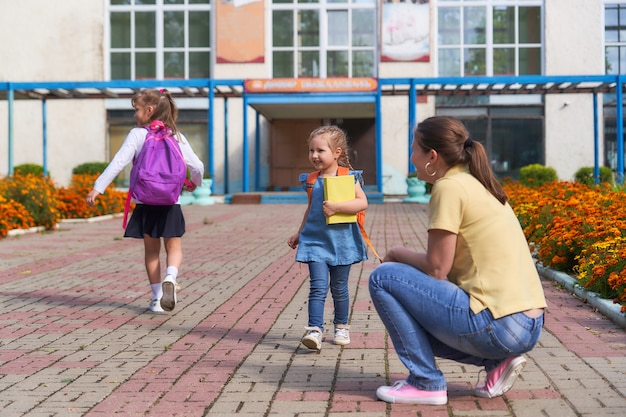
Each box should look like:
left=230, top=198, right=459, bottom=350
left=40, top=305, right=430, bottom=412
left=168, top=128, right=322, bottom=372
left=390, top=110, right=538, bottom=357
left=308, top=125, right=354, bottom=169
left=132, top=88, right=180, bottom=139
left=414, top=116, right=508, bottom=204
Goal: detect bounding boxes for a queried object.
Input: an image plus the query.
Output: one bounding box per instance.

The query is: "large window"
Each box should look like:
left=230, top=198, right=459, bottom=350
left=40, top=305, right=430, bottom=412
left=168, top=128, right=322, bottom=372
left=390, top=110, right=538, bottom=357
left=604, top=4, right=626, bottom=181
left=437, top=105, right=544, bottom=179
left=437, top=0, right=542, bottom=77
left=108, top=0, right=211, bottom=80
left=271, top=0, right=377, bottom=78
left=605, top=3, right=626, bottom=74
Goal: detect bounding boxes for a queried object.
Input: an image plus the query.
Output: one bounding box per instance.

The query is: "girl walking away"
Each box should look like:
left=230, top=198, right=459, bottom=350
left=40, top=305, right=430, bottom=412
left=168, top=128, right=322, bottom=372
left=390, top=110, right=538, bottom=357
left=287, top=125, right=369, bottom=351
left=86, top=88, right=204, bottom=313
left=369, top=116, right=546, bottom=405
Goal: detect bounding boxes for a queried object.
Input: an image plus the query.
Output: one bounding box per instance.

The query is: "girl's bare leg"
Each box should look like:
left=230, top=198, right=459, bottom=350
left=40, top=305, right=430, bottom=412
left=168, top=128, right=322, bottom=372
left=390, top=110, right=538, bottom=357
left=163, top=237, right=183, bottom=270
left=144, top=235, right=162, bottom=285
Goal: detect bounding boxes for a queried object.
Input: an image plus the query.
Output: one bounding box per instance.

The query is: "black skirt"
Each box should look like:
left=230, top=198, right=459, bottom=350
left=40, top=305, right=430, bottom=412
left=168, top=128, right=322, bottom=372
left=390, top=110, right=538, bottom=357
left=124, top=204, right=186, bottom=239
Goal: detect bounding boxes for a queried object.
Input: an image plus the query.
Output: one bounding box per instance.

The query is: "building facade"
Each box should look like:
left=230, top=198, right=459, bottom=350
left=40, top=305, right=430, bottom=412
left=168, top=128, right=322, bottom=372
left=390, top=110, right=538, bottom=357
left=0, top=0, right=624, bottom=194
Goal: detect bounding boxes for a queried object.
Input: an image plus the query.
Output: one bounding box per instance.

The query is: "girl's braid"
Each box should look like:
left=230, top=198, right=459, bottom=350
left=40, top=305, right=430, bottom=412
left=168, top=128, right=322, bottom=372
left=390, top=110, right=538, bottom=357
left=341, top=152, right=354, bottom=170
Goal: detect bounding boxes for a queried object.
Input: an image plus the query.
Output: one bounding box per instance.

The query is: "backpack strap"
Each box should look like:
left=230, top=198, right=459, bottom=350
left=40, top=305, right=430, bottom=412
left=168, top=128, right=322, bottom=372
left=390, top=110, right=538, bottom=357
left=357, top=214, right=382, bottom=263
left=307, top=167, right=381, bottom=262
left=305, top=171, right=320, bottom=205
left=122, top=189, right=132, bottom=229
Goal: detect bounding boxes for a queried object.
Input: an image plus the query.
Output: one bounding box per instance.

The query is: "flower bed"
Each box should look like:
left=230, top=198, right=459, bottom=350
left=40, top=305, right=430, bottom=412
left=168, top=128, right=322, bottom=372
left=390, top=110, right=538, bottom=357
left=0, top=173, right=129, bottom=238
left=504, top=180, right=626, bottom=312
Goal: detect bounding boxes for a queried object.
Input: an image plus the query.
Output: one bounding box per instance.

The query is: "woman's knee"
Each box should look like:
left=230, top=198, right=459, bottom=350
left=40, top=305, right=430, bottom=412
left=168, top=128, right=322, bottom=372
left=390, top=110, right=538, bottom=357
left=369, top=262, right=402, bottom=290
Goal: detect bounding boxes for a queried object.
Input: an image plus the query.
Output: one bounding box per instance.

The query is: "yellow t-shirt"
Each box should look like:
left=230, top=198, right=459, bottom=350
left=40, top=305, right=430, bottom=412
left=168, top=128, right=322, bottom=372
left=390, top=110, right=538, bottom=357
left=429, top=164, right=547, bottom=318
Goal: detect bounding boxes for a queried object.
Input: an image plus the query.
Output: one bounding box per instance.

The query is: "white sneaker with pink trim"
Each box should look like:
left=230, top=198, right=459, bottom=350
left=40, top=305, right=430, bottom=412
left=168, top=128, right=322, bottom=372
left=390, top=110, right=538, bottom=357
left=160, top=275, right=177, bottom=312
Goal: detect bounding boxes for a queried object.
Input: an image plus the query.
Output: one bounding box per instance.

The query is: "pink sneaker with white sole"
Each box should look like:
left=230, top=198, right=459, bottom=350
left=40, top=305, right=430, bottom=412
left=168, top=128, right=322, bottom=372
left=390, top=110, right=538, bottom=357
left=376, top=380, right=447, bottom=405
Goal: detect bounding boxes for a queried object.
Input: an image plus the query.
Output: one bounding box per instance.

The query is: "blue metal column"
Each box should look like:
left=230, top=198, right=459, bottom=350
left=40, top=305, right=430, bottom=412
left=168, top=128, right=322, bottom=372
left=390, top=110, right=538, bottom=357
left=224, top=97, right=229, bottom=194
left=593, top=94, right=599, bottom=184
left=617, top=75, right=624, bottom=184
left=208, top=80, right=215, bottom=185
left=375, top=84, right=382, bottom=193
left=42, top=99, right=48, bottom=177
left=408, top=78, right=417, bottom=174
left=254, top=111, right=260, bottom=191
left=242, top=95, right=249, bottom=192
left=8, top=84, right=14, bottom=175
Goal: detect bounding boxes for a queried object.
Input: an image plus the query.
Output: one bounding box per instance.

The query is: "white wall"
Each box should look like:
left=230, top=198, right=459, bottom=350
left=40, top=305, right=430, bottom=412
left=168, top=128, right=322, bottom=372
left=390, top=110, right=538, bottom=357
left=544, top=0, right=604, bottom=76
left=0, top=0, right=104, bottom=81
left=544, top=0, right=605, bottom=180
left=545, top=95, right=599, bottom=181
left=0, top=0, right=106, bottom=186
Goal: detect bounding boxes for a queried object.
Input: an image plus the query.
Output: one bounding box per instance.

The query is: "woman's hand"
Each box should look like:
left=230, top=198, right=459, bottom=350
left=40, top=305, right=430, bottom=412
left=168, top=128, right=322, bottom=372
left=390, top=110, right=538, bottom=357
left=383, top=246, right=419, bottom=264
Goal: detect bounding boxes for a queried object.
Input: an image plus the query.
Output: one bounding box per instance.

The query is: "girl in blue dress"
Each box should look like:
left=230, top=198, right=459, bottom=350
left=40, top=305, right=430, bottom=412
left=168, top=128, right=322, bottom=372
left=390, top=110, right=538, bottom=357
left=287, top=125, right=369, bottom=351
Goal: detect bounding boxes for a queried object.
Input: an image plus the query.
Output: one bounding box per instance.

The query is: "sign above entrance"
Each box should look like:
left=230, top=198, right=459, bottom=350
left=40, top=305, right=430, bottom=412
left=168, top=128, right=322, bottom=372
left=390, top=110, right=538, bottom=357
left=244, top=78, right=378, bottom=93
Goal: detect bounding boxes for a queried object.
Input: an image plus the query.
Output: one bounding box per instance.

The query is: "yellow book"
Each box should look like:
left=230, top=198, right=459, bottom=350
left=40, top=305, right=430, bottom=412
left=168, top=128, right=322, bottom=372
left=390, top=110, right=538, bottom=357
left=323, top=175, right=357, bottom=225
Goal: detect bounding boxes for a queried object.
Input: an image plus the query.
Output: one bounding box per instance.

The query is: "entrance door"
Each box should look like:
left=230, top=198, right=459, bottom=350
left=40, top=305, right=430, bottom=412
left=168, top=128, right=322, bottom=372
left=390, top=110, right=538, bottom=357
left=269, top=118, right=376, bottom=190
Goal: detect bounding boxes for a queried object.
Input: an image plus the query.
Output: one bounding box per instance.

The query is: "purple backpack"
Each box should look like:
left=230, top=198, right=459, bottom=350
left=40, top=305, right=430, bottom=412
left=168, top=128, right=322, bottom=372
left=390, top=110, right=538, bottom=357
left=122, top=120, right=187, bottom=228
left=129, top=120, right=187, bottom=205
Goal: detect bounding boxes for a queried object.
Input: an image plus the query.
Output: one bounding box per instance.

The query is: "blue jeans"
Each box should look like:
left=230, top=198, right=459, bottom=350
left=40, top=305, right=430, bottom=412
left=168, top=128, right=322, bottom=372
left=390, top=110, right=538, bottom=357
left=369, top=262, right=544, bottom=391
left=307, top=262, right=351, bottom=332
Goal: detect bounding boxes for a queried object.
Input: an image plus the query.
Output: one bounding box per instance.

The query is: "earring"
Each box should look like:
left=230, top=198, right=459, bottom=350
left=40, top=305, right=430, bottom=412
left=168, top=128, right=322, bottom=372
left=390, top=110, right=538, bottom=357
left=425, top=161, right=437, bottom=177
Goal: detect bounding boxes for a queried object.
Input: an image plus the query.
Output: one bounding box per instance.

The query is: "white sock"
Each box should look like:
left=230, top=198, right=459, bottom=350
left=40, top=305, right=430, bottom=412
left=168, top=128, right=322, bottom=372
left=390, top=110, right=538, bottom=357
left=166, top=266, right=179, bottom=280
left=151, top=283, right=163, bottom=300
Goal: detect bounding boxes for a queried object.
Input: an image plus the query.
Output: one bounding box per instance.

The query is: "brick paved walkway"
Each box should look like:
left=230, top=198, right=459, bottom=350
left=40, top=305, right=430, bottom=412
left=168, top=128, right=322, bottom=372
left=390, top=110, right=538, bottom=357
left=0, top=203, right=624, bottom=416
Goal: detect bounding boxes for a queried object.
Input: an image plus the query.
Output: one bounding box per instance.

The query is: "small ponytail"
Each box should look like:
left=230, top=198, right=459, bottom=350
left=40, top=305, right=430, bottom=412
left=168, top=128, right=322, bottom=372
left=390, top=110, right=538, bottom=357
left=131, top=88, right=180, bottom=140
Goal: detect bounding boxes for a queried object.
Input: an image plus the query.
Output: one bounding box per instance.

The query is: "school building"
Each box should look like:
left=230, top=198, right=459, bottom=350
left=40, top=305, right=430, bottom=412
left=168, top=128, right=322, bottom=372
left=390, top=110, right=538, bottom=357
left=1, top=0, right=625, bottom=197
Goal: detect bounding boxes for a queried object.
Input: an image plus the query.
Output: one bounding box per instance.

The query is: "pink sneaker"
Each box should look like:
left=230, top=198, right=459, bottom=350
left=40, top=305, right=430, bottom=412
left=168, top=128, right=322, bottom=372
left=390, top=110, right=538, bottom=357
left=376, top=380, right=447, bottom=405
left=475, top=356, right=526, bottom=398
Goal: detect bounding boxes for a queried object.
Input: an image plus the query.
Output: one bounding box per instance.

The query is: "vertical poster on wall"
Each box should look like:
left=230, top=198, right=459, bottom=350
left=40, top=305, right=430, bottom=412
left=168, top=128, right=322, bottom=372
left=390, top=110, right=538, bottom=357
left=216, top=0, right=264, bottom=63
left=381, top=0, right=430, bottom=62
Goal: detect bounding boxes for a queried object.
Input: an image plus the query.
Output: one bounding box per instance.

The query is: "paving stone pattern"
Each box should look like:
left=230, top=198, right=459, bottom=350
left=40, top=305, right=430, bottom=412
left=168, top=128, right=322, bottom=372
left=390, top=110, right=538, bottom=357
left=0, top=203, right=624, bottom=416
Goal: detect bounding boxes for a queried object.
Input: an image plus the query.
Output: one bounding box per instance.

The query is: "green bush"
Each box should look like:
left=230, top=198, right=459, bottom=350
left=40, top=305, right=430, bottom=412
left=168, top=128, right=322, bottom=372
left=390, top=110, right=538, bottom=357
left=574, top=166, right=614, bottom=186
left=519, top=163, right=558, bottom=187
left=73, top=162, right=109, bottom=175
left=14, top=163, right=44, bottom=176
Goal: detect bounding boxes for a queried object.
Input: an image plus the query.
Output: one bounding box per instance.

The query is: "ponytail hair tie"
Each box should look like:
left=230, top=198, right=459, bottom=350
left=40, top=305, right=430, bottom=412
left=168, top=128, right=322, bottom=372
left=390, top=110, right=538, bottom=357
left=464, top=138, right=473, bottom=148
left=159, top=89, right=165, bottom=94
left=149, top=120, right=165, bottom=131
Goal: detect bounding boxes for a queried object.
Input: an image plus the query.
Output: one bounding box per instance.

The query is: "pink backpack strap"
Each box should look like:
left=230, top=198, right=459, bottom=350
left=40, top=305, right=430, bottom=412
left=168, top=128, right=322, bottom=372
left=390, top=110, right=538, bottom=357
left=122, top=189, right=132, bottom=229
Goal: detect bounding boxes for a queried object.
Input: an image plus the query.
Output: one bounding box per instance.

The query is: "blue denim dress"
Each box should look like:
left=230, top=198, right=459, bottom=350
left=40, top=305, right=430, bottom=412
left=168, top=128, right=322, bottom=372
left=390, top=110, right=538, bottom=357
left=295, top=171, right=368, bottom=266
